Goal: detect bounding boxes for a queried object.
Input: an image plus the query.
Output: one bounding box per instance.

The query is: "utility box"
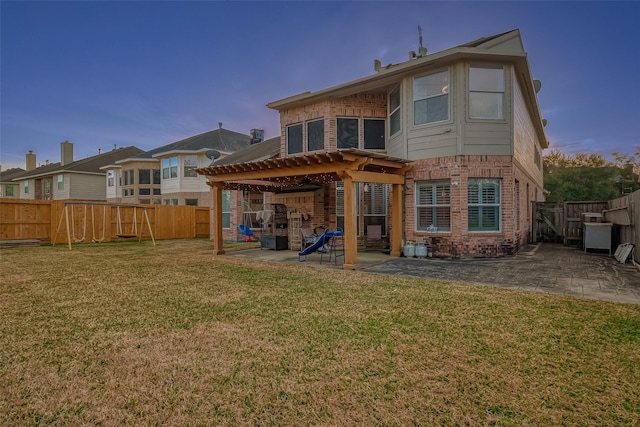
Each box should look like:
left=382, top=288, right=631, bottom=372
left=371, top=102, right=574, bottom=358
left=583, top=222, right=612, bottom=255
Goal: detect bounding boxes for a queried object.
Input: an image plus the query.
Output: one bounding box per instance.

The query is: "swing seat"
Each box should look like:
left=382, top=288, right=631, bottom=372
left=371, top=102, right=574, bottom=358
left=117, top=234, right=138, bottom=238
left=238, top=224, right=254, bottom=242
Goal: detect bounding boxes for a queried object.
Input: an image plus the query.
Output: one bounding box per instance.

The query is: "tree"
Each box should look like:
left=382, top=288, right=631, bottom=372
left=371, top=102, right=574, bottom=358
left=543, top=147, right=640, bottom=202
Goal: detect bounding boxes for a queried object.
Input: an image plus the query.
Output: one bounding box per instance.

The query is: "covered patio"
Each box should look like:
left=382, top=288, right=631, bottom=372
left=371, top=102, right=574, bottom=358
left=196, top=149, right=411, bottom=269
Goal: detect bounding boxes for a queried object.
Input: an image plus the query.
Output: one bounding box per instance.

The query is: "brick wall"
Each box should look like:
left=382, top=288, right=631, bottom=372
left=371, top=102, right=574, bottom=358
left=404, top=155, right=542, bottom=258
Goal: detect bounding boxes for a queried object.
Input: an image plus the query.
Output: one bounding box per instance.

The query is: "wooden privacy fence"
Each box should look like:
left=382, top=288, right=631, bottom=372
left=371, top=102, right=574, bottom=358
left=0, top=199, right=211, bottom=243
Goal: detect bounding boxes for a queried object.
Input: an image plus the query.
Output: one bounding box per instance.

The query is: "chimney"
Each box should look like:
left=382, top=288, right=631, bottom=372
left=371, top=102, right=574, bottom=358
left=60, top=140, right=73, bottom=166
left=26, top=151, right=36, bottom=171
left=218, top=122, right=223, bottom=129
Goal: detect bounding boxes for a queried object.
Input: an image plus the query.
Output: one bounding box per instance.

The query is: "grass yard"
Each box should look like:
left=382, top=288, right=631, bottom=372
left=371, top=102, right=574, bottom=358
left=1, top=239, right=639, bottom=426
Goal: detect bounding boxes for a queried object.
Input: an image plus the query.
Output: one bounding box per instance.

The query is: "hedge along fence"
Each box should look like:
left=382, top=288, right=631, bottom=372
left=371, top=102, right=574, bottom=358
left=0, top=199, right=211, bottom=243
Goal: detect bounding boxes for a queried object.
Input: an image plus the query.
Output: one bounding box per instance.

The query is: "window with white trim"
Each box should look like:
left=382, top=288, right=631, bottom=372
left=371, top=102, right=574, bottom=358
left=162, top=157, right=178, bottom=179
left=222, top=190, right=231, bottom=229
left=413, top=70, right=449, bottom=125
left=287, top=124, right=303, bottom=155
left=363, top=183, right=387, bottom=235
left=24, top=181, right=29, bottom=194
left=336, top=181, right=360, bottom=234
left=416, top=181, right=450, bottom=232
left=469, top=66, right=504, bottom=119
left=57, top=174, right=64, bottom=190
left=389, top=85, right=401, bottom=136
left=107, top=170, right=115, bottom=187
left=468, top=178, right=501, bottom=231
left=183, top=156, right=198, bottom=177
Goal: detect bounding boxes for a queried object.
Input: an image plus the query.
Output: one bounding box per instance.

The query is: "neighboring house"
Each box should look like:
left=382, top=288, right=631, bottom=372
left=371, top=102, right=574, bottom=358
left=198, top=29, right=548, bottom=267
left=0, top=167, right=27, bottom=198
left=102, top=124, right=252, bottom=206
left=14, top=141, right=143, bottom=201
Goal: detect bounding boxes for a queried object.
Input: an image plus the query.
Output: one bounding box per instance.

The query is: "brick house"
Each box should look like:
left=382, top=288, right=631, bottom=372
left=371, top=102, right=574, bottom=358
left=198, top=29, right=548, bottom=267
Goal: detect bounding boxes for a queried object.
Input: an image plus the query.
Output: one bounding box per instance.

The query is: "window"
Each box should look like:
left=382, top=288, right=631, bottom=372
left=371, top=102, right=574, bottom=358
left=139, top=169, right=151, bottom=185
left=414, top=70, right=449, bottom=125
left=534, top=148, right=541, bottom=170
left=124, top=189, right=129, bottom=196
left=222, top=190, right=231, bottom=229
left=337, top=118, right=359, bottom=149
left=184, top=156, right=198, bottom=177
left=44, top=181, right=51, bottom=195
left=163, top=199, right=170, bottom=205
left=24, top=181, right=29, bottom=194
left=185, top=198, right=198, bottom=206
left=130, top=188, right=135, bottom=196
left=171, top=199, right=178, bottom=206
left=153, top=188, right=161, bottom=196
left=287, top=124, right=303, bottom=155
left=307, top=119, right=324, bottom=152
left=469, top=66, right=504, bottom=119
left=139, top=188, right=151, bottom=196
left=468, top=178, right=501, bottom=231
left=57, top=174, right=64, bottom=190
left=5, top=184, right=14, bottom=197
left=364, top=119, right=385, bottom=150
left=107, top=170, right=115, bottom=187
left=416, top=181, right=450, bottom=232
left=124, top=171, right=129, bottom=186
left=363, top=183, right=387, bottom=234
left=336, top=182, right=360, bottom=234
left=162, top=157, right=178, bottom=179
left=128, top=170, right=134, bottom=185
left=389, top=85, right=401, bottom=136
left=153, top=169, right=161, bottom=185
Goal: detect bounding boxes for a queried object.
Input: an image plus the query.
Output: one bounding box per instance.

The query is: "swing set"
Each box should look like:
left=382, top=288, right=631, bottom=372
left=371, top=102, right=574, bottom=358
left=53, top=202, right=156, bottom=249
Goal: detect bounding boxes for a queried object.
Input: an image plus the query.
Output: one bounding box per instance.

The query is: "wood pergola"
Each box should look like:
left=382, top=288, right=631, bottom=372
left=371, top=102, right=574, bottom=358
left=196, top=149, right=412, bottom=270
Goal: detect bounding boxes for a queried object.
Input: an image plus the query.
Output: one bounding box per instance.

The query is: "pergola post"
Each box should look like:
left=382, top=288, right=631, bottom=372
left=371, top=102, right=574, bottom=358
left=343, top=175, right=358, bottom=270
left=210, top=183, right=225, bottom=255
left=390, top=183, right=403, bottom=257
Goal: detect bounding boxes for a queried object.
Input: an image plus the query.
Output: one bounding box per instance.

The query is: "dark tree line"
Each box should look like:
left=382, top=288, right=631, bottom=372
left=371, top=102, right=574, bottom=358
left=543, top=147, right=640, bottom=202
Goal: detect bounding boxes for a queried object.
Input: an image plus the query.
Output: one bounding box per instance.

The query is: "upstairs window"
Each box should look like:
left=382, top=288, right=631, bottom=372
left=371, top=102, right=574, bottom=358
left=389, top=85, right=401, bottom=136
left=107, top=170, right=115, bottom=187
left=364, top=119, right=385, bottom=150
left=162, top=157, right=178, bottom=179
left=337, top=118, right=359, bottom=149
left=153, top=169, right=161, bottom=185
left=24, top=181, right=29, bottom=194
left=184, top=156, right=198, bottom=177
left=468, top=178, right=501, bottom=232
left=413, top=70, right=449, bottom=125
left=57, top=174, right=64, bottom=190
left=307, top=119, right=324, bottom=152
left=287, top=124, right=303, bottom=155
left=469, top=66, right=504, bottom=119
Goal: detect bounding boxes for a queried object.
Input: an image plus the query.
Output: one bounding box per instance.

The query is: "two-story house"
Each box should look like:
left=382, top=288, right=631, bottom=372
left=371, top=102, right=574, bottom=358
left=103, top=124, right=252, bottom=206
left=13, top=142, right=143, bottom=201
left=198, top=29, right=548, bottom=268
left=0, top=167, right=27, bottom=199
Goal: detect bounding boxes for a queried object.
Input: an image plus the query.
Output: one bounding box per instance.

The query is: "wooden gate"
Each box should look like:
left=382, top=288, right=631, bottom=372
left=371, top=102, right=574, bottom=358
left=535, top=201, right=608, bottom=245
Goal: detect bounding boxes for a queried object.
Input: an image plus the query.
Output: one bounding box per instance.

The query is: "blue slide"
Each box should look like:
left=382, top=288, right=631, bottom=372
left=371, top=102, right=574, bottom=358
left=298, top=229, right=342, bottom=261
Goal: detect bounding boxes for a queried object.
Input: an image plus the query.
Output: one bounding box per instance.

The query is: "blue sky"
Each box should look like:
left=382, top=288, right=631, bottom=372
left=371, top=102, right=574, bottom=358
left=1, top=1, right=638, bottom=169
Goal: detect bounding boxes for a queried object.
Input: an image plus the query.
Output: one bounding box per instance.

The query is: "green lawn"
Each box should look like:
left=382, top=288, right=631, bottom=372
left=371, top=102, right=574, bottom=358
left=1, top=239, right=639, bottom=425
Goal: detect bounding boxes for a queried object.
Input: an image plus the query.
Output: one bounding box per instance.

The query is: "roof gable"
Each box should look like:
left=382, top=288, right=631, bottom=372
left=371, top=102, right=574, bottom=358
left=0, top=167, right=27, bottom=183
left=17, top=146, right=143, bottom=180
left=123, top=127, right=252, bottom=162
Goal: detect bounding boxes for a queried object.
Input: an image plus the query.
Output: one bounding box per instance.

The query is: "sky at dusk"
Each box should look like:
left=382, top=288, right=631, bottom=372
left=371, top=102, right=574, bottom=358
left=1, top=1, right=639, bottom=169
